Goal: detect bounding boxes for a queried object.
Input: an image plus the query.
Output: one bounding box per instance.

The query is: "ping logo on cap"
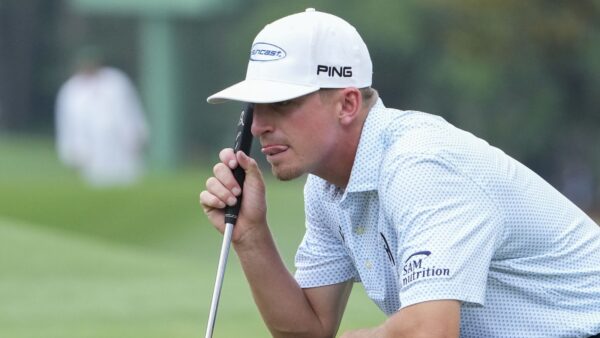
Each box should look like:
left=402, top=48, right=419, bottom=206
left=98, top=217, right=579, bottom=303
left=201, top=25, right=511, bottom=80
left=250, top=42, right=286, bottom=61
left=317, top=65, right=353, bottom=78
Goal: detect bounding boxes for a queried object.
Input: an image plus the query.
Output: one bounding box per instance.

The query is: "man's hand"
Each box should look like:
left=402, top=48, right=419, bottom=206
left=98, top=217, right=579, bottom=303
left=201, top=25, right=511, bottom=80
left=199, top=148, right=267, bottom=244
left=339, top=327, right=384, bottom=338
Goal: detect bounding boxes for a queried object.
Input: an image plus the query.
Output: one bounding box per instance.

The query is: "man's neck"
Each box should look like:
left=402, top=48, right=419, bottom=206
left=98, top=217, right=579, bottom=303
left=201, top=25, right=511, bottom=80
left=313, top=99, right=375, bottom=188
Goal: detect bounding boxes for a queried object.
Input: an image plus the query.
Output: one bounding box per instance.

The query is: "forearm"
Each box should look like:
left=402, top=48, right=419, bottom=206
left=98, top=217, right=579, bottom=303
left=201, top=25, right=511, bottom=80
left=340, top=300, right=460, bottom=338
left=234, top=226, right=329, bottom=338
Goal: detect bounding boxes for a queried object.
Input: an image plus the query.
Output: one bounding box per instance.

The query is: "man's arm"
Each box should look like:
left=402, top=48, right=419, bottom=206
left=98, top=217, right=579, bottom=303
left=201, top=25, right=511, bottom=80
left=235, top=228, right=353, bottom=337
left=200, top=149, right=352, bottom=338
left=340, top=300, right=461, bottom=338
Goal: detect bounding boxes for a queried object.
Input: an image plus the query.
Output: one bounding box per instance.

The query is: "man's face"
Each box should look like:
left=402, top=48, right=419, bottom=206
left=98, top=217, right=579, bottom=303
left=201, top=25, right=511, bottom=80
left=252, top=90, right=341, bottom=181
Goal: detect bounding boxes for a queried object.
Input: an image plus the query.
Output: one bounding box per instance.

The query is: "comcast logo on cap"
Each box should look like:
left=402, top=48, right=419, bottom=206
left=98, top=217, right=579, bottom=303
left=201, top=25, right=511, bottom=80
left=250, top=42, right=286, bottom=61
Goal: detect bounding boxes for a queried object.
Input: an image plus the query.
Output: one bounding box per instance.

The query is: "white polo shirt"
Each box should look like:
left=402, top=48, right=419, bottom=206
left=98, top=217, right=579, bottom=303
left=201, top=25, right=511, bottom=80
left=294, top=99, right=600, bottom=337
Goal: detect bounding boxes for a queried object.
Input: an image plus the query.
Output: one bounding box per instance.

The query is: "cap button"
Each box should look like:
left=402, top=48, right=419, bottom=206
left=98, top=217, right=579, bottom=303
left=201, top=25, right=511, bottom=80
left=305, top=8, right=316, bottom=12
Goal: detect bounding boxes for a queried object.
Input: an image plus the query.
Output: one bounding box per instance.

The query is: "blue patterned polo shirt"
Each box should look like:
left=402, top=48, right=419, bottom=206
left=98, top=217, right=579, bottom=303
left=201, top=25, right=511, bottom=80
left=294, top=99, right=600, bottom=337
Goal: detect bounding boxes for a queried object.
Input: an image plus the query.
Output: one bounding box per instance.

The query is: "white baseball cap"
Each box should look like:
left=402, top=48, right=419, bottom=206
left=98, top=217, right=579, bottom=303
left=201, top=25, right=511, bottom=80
left=207, top=8, right=372, bottom=104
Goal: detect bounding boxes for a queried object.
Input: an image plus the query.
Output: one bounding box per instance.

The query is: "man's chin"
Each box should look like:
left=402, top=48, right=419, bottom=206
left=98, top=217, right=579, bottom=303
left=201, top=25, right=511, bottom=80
left=271, top=165, right=303, bottom=181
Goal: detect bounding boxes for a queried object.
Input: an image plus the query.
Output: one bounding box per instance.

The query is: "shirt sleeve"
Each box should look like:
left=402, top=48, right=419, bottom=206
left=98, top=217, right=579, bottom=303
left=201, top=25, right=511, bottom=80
left=294, top=176, right=359, bottom=288
left=381, top=154, right=504, bottom=308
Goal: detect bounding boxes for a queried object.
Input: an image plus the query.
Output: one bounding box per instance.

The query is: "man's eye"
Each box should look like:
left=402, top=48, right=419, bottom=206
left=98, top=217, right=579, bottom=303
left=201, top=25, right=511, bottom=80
left=271, top=100, right=295, bottom=112
left=274, top=100, right=292, bottom=107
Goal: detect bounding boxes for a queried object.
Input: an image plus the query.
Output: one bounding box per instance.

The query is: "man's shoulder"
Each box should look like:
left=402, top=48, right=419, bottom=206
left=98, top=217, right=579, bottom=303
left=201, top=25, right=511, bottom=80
left=351, top=102, right=458, bottom=192
left=367, top=103, right=452, bottom=153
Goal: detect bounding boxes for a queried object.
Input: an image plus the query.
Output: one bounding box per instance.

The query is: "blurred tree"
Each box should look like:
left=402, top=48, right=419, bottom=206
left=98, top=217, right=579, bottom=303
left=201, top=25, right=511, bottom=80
left=0, top=0, right=62, bottom=131
left=423, top=0, right=600, bottom=159
left=417, top=0, right=600, bottom=208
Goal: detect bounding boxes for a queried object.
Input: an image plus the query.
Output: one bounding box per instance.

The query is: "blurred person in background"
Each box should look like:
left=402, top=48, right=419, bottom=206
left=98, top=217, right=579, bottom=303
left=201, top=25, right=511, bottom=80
left=55, top=46, right=149, bottom=187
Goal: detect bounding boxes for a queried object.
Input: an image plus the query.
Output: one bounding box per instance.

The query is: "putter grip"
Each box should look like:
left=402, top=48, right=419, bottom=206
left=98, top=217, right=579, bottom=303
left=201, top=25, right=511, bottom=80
left=224, top=103, right=254, bottom=225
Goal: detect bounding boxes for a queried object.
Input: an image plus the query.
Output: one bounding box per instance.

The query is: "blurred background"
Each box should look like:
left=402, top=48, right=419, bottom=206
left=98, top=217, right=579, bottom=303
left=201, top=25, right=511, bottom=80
left=0, top=0, right=598, bottom=337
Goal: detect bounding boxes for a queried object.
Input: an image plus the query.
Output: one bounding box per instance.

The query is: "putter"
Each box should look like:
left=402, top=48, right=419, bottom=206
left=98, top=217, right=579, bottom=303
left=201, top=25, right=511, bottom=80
left=205, top=103, right=254, bottom=338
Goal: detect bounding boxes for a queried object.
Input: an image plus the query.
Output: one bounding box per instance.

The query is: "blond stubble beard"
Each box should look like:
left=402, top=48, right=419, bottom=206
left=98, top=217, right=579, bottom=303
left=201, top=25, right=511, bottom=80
left=271, top=164, right=305, bottom=181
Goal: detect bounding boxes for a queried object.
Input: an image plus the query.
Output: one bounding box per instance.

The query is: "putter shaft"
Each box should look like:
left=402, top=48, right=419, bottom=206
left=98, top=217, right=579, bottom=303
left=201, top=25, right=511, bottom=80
left=205, top=222, right=234, bottom=338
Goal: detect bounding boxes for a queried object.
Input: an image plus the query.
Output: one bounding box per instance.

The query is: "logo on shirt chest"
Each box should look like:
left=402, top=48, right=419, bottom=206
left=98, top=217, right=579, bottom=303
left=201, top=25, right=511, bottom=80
left=402, top=251, right=450, bottom=287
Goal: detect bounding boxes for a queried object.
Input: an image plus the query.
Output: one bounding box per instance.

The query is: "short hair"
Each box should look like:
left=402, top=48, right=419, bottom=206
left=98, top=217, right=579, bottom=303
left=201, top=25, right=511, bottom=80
left=318, top=87, right=378, bottom=108
left=359, top=87, right=378, bottom=107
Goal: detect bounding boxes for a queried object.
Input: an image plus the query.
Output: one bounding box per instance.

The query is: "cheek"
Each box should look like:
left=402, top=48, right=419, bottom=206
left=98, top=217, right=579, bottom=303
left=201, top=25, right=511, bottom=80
left=296, top=123, right=337, bottom=159
left=287, top=103, right=338, bottom=155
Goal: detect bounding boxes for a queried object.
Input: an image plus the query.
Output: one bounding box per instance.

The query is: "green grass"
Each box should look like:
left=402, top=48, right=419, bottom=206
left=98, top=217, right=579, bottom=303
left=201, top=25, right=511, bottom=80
left=0, top=217, right=211, bottom=338
left=0, top=135, right=384, bottom=337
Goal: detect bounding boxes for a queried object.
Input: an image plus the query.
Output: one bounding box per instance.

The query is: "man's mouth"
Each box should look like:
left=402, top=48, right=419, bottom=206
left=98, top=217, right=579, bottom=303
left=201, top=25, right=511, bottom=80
left=261, top=144, right=289, bottom=158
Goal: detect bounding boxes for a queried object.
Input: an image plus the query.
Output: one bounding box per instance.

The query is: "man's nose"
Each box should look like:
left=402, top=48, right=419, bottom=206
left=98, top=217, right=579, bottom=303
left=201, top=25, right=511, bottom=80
left=251, top=105, right=273, bottom=136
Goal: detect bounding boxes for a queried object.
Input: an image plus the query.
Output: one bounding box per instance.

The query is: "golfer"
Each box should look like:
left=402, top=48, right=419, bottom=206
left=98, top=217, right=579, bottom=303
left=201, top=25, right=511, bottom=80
left=200, top=8, right=600, bottom=337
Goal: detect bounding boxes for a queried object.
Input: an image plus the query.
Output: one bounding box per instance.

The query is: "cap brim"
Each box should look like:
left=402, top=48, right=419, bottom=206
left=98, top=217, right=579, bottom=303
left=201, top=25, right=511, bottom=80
left=207, top=79, right=319, bottom=104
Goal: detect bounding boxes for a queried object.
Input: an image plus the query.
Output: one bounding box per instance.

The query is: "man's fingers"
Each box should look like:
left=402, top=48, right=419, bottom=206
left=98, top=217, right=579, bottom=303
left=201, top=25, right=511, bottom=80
left=200, top=189, right=227, bottom=210
left=205, top=176, right=238, bottom=207
left=219, top=148, right=237, bottom=169
left=213, top=161, right=242, bottom=194
left=199, top=190, right=226, bottom=233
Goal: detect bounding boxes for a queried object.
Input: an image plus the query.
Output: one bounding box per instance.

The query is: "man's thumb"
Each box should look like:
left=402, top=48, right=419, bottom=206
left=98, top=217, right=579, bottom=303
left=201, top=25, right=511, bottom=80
left=236, top=151, right=257, bottom=175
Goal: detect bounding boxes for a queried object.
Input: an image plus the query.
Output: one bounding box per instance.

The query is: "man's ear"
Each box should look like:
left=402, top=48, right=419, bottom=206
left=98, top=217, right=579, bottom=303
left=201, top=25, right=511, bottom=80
left=338, top=87, right=362, bottom=126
